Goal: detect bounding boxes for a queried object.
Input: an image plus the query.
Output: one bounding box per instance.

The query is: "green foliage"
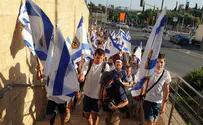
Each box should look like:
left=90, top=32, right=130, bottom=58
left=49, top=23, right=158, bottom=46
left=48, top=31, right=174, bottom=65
left=194, top=17, right=201, bottom=25
left=167, top=11, right=179, bottom=17
left=184, top=67, right=203, bottom=94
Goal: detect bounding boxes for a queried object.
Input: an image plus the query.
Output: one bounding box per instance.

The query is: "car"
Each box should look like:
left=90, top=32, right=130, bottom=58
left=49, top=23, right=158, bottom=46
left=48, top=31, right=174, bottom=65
left=191, top=39, right=202, bottom=46
left=116, top=24, right=129, bottom=29
left=170, top=34, right=190, bottom=45
left=142, top=26, right=153, bottom=33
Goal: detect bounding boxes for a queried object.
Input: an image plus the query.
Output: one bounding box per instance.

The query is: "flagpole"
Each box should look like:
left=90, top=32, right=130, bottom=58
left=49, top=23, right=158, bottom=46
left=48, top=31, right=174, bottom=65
left=74, top=5, right=76, bottom=38
left=55, top=0, right=58, bottom=45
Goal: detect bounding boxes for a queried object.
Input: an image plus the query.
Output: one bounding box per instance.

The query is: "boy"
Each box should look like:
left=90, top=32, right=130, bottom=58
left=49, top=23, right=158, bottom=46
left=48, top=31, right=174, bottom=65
left=100, top=71, right=129, bottom=124
left=79, top=48, right=110, bottom=125
left=143, top=53, right=171, bottom=125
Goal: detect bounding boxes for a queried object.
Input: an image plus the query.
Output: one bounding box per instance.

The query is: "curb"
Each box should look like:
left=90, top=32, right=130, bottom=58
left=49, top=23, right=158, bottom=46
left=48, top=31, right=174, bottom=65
left=173, top=48, right=203, bottom=59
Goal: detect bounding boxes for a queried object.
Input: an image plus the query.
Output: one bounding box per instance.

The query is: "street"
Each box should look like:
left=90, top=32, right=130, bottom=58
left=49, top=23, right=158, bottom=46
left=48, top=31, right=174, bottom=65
left=128, top=29, right=203, bottom=76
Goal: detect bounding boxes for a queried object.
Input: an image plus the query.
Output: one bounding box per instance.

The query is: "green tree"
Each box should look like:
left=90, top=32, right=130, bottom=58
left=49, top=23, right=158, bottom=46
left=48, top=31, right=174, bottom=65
left=184, top=67, right=203, bottom=94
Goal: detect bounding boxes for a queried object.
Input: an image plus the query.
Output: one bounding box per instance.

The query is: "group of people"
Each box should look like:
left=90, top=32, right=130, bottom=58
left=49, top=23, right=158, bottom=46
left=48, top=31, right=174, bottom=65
left=39, top=25, right=171, bottom=125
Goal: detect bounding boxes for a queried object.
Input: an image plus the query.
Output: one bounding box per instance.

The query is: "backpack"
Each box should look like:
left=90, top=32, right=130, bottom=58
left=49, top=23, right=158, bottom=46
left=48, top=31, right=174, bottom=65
left=103, top=80, right=128, bottom=113
left=85, top=59, right=107, bottom=79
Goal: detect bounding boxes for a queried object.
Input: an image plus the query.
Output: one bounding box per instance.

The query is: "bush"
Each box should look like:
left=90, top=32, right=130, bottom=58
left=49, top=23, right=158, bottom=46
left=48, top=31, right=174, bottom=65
left=183, top=67, right=203, bottom=94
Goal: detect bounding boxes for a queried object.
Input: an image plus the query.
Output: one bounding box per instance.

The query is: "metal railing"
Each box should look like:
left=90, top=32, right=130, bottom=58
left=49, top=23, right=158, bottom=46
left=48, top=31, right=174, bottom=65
left=168, top=75, right=203, bottom=125
left=0, top=83, right=45, bottom=99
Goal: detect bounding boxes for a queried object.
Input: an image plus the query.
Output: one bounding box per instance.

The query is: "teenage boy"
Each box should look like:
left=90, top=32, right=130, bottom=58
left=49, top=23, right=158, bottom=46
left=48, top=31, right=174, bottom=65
left=79, top=48, right=110, bottom=125
left=143, top=53, right=171, bottom=125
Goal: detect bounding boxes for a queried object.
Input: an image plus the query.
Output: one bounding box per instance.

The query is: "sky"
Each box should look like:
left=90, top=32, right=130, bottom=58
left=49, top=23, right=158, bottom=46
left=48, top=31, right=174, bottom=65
left=87, top=0, right=203, bottom=10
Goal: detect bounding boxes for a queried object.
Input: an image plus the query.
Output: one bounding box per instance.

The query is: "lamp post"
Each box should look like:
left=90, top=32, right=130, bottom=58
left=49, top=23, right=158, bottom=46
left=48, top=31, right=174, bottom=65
left=161, top=0, right=164, bottom=11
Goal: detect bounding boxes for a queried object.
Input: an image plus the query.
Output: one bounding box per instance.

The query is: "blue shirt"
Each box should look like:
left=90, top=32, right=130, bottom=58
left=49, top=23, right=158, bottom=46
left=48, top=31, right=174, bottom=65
left=112, top=69, right=129, bottom=82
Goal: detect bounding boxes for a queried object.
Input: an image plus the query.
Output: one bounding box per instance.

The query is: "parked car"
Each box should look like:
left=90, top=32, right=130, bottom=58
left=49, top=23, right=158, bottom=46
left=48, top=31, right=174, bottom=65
left=142, top=26, right=153, bottom=33
left=170, top=34, right=190, bottom=45
left=116, top=24, right=129, bottom=29
left=191, top=38, right=202, bottom=46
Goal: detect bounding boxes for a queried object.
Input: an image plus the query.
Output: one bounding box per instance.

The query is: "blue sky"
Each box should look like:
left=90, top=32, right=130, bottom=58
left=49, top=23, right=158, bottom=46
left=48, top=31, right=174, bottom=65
left=87, top=0, right=203, bottom=10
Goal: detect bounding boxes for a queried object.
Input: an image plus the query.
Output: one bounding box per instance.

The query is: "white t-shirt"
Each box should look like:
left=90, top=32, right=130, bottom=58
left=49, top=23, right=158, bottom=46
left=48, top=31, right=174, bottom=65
left=82, top=61, right=110, bottom=99
left=109, top=64, right=115, bottom=71
left=145, top=70, right=172, bottom=103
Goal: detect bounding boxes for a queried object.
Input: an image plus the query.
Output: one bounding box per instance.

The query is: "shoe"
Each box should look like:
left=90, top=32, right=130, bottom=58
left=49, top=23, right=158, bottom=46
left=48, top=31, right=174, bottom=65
left=50, top=111, right=56, bottom=125
left=64, top=113, right=71, bottom=123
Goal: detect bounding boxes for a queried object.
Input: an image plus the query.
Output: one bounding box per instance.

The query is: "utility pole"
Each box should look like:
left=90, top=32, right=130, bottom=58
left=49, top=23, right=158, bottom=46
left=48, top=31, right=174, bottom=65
left=130, top=0, right=132, bottom=11
left=161, top=0, right=164, bottom=11
left=106, top=0, right=108, bottom=23
left=142, top=1, right=145, bottom=12
left=181, top=15, right=185, bottom=30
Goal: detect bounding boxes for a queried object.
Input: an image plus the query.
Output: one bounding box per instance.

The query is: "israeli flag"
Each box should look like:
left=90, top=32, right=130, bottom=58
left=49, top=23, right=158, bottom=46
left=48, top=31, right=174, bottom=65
left=105, top=34, right=122, bottom=58
left=69, top=16, right=92, bottom=64
left=18, top=2, right=36, bottom=56
left=91, top=30, right=97, bottom=43
left=19, top=0, right=54, bottom=61
left=111, top=30, right=116, bottom=40
left=131, top=8, right=167, bottom=97
left=133, top=42, right=142, bottom=63
left=93, top=20, right=97, bottom=25
left=87, top=32, right=95, bottom=54
left=126, top=31, right=131, bottom=40
left=115, top=29, right=131, bottom=53
left=121, top=33, right=131, bottom=53
left=47, top=26, right=79, bottom=97
left=116, top=28, right=126, bottom=38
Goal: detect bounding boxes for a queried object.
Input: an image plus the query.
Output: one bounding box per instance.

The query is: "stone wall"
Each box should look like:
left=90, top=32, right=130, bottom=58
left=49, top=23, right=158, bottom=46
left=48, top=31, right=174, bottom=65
left=0, top=0, right=89, bottom=124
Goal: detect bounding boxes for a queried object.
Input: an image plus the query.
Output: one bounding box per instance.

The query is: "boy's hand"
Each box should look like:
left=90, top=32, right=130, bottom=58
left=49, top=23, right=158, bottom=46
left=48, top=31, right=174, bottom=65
left=79, top=74, right=85, bottom=82
left=110, top=102, right=117, bottom=110
left=159, top=105, right=166, bottom=115
left=98, top=100, right=103, bottom=110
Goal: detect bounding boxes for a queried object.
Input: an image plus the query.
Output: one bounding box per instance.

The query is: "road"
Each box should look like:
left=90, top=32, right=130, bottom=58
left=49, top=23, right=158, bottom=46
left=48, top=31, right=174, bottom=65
left=129, top=29, right=203, bottom=76
left=104, top=25, right=203, bottom=76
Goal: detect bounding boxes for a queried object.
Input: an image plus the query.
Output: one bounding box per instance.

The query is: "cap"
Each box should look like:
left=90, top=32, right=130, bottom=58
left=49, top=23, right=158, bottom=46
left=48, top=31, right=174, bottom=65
left=115, top=60, right=122, bottom=63
left=100, top=71, right=115, bottom=85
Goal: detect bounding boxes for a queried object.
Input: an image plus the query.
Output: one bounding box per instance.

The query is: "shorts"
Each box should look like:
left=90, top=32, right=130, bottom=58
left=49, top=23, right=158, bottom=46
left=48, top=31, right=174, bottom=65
left=46, top=100, right=66, bottom=116
left=83, top=95, right=99, bottom=113
left=143, top=100, right=161, bottom=122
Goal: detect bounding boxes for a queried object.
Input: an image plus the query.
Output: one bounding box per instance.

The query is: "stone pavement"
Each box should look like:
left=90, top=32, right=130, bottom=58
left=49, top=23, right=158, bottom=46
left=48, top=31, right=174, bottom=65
left=35, top=103, right=166, bottom=125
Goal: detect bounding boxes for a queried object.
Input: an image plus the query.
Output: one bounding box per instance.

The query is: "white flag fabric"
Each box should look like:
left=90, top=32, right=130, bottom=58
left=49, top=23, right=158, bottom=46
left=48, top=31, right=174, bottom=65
left=111, top=30, right=116, bottom=40
left=18, top=2, right=36, bottom=56
left=121, top=33, right=131, bottom=53
left=47, top=26, right=79, bottom=97
left=134, top=42, right=142, bottom=63
left=115, top=28, right=131, bottom=53
left=126, top=31, right=131, bottom=40
left=18, top=0, right=54, bottom=61
left=105, top=34, right=122, bottom=58
left=131, top=8, right=167, bottom=97
left=70, top=16, right=92, bottom=64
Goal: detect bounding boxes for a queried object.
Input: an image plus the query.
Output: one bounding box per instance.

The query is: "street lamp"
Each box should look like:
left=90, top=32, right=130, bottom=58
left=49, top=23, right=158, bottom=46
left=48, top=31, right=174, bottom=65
left=161, top=0, right=164, bottom=11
